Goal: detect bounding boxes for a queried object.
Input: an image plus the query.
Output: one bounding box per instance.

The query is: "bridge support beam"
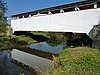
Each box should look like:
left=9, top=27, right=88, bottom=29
left=75, top=6, right=80, bottom=11
left=94, top=2, right=97, bottom=8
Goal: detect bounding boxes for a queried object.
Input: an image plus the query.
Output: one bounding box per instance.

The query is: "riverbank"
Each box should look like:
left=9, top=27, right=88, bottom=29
left=0, top=32, right=100, bottom=75
left=0, top=32, right=65, bottom=50
left=46, top=47, right=100, bottom=75
left=0, top=35, right=37, bottom=50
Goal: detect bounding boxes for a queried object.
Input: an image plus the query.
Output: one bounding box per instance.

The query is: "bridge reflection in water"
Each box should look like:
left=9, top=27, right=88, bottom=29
left=11, top=48, right=53, bottom=72
left=0, top=47, right=57, bottom=75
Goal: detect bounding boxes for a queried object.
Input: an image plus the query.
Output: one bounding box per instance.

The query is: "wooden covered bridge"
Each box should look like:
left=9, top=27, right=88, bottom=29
left=11, top=0, right=100, bottom=37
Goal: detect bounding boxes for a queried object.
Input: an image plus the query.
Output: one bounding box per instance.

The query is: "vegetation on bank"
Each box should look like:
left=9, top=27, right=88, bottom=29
left=31, top=32, right=65, bottom=40
left=31, top=32, right=49, bottom=37
left=47, top=47, right=100, bottom=75
left=0, top=35, right=37, bottom=49
left=0, top=31, right=66, bottom=50
left=0, top=35, right=20, bottom=49
left=15, top=35, right=37, bottom=45
left=0, top=0, right=8, bottom=34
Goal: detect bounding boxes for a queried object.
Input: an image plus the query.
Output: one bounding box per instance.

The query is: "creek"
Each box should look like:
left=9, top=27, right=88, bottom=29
left=0, top=39, right=67, bottom=75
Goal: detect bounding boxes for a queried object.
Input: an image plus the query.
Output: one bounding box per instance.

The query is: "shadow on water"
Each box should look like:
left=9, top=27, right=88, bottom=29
left=14, top=31, right=49, bottom=42
left=16, top=47, right=58, bottom=60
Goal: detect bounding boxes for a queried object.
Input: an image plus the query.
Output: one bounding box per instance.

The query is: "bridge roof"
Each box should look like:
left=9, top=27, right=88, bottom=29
left=11, top=0, right=99, bottom=17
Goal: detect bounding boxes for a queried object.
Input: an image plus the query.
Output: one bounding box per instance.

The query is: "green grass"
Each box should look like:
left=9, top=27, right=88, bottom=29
left=15, top=35, right=37, bottom=45
left=0, top=35, right=37, bottom=50
left=47, top=47, right=100, bottom=75
left=0, top=32, right=65, bottom=50
left=31, top=32, right=49, bottom=37
left=31, top=32, right=65, bottom=39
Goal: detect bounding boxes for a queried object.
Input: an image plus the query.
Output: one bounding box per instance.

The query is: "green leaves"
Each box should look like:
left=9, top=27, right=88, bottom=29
left=0, top=0, right=7, bottom=13
left=20, top=72, right=24, bottom=75
left=0, top=0, right=8, bottom=34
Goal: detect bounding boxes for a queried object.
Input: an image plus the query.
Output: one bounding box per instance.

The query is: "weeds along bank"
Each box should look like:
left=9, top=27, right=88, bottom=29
left=46, top=47, right=100, bottom=75
left=0, top=32, right=65, bottom=50
left=0, top=32, right=100, bottom=75
left=0, top=35, right=36, bottom=50
left=0, top=31, right=95, bottom=50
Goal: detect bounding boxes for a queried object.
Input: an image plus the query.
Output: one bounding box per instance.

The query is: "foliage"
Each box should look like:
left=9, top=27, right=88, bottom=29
left=0, top=20, right=7, bottom=33
left=0, top=35, right=30, bottom=49
left=20, top=72, right=24, bottom=75
left=0, top=0, right=7, bottom=34
left=47, top=47, right=100, bottom=75
left=47, top=32, right=64, bottom=39
left=0, top=0, right=7, bottom=13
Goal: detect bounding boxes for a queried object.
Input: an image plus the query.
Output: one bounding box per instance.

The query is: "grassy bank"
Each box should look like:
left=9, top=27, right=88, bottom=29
left=15, top=35, right=37, bottom=45
left=0, top=35, right=37, bottom=50
left=0, top=32, right=65, bottom=50
left=47, top=47, right=100, bottom=75
left=31, top=32, right=65, bottom=39
left=31, top=32, right=49, bottom=37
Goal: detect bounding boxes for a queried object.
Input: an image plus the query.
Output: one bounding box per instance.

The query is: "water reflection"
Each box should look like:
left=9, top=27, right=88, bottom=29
left=12, top=49, right=52, bottom=72
left=0, top=48, right=53, bottom=75
left=0, top=50, right=34, bottom=75
left=29, top=41, right=67, bottom=54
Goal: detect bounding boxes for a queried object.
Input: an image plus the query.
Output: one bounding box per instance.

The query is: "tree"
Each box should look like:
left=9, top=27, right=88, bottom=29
left=0, top=0, right=8, bottom=34
left=0, top=0, right=7, bottom=13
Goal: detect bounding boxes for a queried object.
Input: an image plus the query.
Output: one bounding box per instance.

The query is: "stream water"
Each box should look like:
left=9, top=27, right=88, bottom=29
left=29, top=41, right=67, bottom=54
left=0, top=40, right=67, bottom=75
